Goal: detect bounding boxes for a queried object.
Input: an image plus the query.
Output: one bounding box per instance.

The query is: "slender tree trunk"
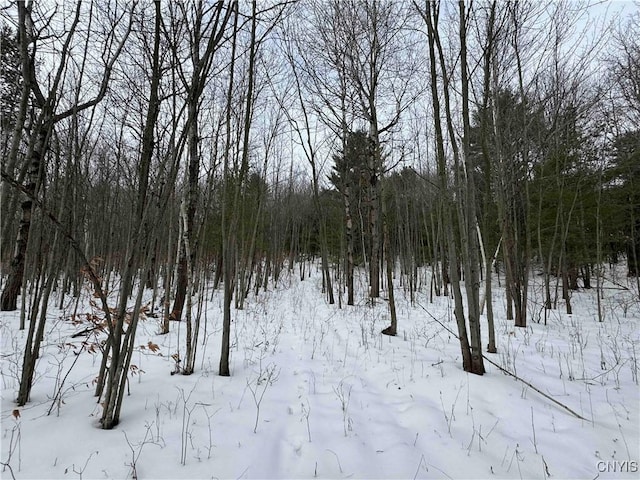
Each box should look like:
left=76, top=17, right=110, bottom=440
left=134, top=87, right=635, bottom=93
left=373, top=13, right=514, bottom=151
left=345, top=184, right=355, bottom=305
left=170, top=0, right=232, bottom=321
left=458, top=0, right=484, bottom=374
left=16, top=227, right=63, bottom=406
left=381, top=188, right=397, bottom=336
left=220, top=2, right=242, bottom=377
left=0, top=1, right=32, bottom=256
left=2, top=1, right=131, bottom=310
left=2, top=121, right=49, bottom=311
left=421, top=0, right=473, bottom=373
left=99, top=1, right=162, bottom=428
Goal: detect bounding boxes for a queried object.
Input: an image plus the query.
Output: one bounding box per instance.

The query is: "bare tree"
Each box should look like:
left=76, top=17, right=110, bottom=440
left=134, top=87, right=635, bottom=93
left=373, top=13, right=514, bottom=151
left=458, top=0, right=485, bottom=371
left=1, top=1, right=133, bottom=312
left=219, top=0, right=290, bottom=376
left=169, top=0, right=233, bottom=328
left=295, top=0, right=417, bottom=302
left=97, top=0, right=165, bottom=428
left=273, top=20, right=335, bottom=305
left=0, top=0, right=135, bottom=405
left=415, top=0, right=484, bottom=374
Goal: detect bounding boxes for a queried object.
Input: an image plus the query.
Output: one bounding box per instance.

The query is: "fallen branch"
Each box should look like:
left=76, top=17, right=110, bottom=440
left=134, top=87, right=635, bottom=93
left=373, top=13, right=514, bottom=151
left=416, top=300, right=587, bottom=421
left=481, top=355, right=586, bottom=420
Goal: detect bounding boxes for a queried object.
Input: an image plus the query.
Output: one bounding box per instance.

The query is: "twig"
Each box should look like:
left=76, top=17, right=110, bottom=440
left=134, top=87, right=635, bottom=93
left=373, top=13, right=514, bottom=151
left=0, top=462, right=16, bottom=480
left=47, top=344, right=85, bottom=416
left=413, top=454, right=426, bottom=480
left=531, top=407, right=538, bottom=454
left=325, top=449, right=343, bottom=473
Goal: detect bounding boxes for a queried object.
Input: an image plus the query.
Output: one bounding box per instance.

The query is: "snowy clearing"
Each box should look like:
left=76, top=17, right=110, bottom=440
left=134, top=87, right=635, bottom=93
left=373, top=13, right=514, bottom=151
left=1, top=266, right=639, bottom=480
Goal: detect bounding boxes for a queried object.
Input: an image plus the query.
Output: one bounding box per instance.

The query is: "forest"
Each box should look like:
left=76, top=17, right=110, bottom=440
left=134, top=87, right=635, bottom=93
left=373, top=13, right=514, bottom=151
left=0, top=1, right=638, bottom=479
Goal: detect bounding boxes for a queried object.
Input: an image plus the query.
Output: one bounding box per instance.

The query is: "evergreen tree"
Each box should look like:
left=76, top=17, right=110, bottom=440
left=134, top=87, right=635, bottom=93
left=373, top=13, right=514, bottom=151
left=608, top=130, right=640, bottom=276
left=329, top=130, right=372, bottom=305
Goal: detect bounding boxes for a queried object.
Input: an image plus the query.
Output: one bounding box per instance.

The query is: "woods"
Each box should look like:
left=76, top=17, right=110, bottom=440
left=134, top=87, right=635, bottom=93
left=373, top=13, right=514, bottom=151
left=1, top=0, right=639, bottom=430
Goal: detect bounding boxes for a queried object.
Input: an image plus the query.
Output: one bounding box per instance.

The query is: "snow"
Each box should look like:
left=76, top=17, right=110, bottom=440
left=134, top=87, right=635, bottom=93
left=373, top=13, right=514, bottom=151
left=1, top=265, right=639, bottom=479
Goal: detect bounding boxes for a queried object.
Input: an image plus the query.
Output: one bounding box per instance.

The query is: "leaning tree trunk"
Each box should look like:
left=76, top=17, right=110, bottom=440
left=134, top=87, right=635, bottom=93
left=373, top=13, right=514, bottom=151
left=98, top=0, right=162, bottom=428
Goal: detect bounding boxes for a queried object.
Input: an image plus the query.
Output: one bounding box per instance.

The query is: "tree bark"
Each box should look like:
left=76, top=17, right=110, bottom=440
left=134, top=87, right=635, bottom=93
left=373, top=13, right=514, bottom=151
left=419, top=0, right=474, bottom=373
left=458, top=0, right=484, bottom=374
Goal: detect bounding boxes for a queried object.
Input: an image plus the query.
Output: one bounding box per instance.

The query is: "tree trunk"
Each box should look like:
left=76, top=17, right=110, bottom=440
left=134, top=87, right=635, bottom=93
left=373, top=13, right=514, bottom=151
left=421, top=0, right=475, bottom=374
left=98, top=0, right=162, bottom=428
left=0, top=1, right=32, bottom=257
left=2, top=122, right=49, bottom=311
left=368, top=133, right=381, bottom=299
left=345, top=184, right=355, bottom=306
left=219, top=1, right=245, bottom=377
left=381, top=188, right=397, bottom=336
left=458, top=0, right=484, bottom=374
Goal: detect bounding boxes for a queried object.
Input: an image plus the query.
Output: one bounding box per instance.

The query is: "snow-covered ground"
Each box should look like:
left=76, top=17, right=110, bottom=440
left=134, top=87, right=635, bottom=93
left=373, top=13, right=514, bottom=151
left=1, top=265, right=638, bottom=479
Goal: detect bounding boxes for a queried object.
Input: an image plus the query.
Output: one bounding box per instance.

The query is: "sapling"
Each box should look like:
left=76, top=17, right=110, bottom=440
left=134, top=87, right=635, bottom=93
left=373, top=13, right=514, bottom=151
left=301, top=400, right=312, bottom=442
left=522, top=326, right=532, bottom=346
left=333, top=380, right=353, bottom=436
left=48, top=342, right=85, bottom=416
left=466, top=428, right=476, bottom=455
left=342, top=339, right=350, bottom=369
left=307, top=370, right=317, bottom=395
left=247, top=360, right=280, bottom=433
left=123, top=423, right=155, bottom=480
left=530, top=407, right=538, bottom=454
left=201, top=404, right=220, bottom=459
left=610, top=401, right=632, bottom=460
left=500, top=335, right=519, bottom=377
left=68, top=450, right=99, bottom=480
left=360, top=323, right=368, bottom=351
left=0, top=331, right=20, bottom=390
left=506, top=443, right=524, bottom=480
left=439, top=388, right=461, bottom=436
left=628, top=337, right=638, bottom=385
left=177, top=384, right=198, bottom=465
